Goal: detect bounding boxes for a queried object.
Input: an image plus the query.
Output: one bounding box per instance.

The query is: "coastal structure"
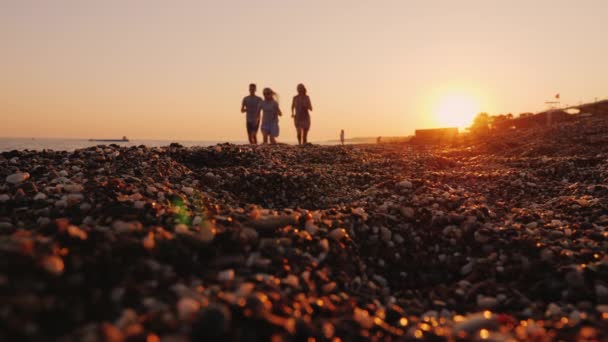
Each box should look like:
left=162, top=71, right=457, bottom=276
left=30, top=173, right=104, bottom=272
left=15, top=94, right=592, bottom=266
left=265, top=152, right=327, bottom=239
left=412, top=127, right=458, bottom=144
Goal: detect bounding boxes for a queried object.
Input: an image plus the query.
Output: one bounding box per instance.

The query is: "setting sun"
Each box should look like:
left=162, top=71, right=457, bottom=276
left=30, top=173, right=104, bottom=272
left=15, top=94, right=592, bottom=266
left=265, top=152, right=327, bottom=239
left=433, top=94, right=481, bottom=129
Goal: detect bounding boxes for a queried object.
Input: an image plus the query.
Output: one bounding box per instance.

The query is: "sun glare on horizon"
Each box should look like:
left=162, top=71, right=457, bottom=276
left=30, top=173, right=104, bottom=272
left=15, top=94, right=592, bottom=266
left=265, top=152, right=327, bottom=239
left=433, top=94, right=481, bottom=130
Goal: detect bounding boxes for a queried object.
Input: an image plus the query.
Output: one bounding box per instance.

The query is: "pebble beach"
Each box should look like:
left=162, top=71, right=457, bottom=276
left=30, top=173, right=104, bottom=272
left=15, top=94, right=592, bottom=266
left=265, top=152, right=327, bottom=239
left=2, top=118, right=608, bottom=341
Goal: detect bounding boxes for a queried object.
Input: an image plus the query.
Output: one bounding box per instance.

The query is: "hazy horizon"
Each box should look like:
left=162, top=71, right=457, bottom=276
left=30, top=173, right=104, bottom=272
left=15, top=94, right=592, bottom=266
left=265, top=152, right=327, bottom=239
left=2, top=0, right=607, bottom=141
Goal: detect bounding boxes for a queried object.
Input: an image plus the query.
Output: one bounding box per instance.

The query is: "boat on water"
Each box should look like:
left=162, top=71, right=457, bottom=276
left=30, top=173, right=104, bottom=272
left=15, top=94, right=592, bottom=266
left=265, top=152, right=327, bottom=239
left=88, top=136, right=129, bottom=142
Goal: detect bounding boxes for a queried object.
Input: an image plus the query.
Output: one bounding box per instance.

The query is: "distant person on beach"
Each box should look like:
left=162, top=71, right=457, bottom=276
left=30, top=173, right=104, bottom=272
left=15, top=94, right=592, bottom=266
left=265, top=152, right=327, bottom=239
left=340, top=129, right=345, bottom=145
left=241, top=83, right=263, bottom=144
left=291, top=84, right=313, bottom=145
left=257, top=88, right=282, bottom=144
left=377, top=136, right=382, bottom=144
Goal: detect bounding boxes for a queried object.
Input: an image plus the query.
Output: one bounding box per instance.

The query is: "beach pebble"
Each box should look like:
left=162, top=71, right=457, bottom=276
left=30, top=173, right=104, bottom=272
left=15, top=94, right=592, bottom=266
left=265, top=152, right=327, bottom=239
left=140, top=233, right=154, bottom=250
left=461, top=261, right=474, bottom=275
left=175, top=224, right=190, bottom=234
left=328, top=228, right=348, bottom=241
left=191, top=305, right=232, bottom=341
left=397, top=180, right=413, bottom=189
left=33, top=192, right=47, bottom=201
left=477, top=295, right=498, bottom=309
left=0, top=222, right=14, bottom=230
left=400, top=207, right=415, bottom=219
left=379, top=226, right=392, bottom=242
left=239, top=227, right=259, bottom=242
left=218, top=269, right=235, bottom=282
left=41, top=256, right=64, bottom=276
left=67, top=225, right=88, bottom=240
left=192, top=216, right=203, bottom=226
left=282, top=275, right=299, bottom=288
left=319, top=238, right=330, bottom=252
left=545, top=303, right=562, bottom=317
left=6, top=172, right=30, bottom=184
left=178, top=297, right=201, bottom=320
left=198, top=222, right=216, bottom=243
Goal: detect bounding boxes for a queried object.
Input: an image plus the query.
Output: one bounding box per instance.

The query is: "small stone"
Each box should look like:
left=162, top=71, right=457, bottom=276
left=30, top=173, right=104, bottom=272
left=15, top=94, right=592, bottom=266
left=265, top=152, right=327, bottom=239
left=474, top=230, right=490, bottom=243
left=282, top=275, right=299, bottom=288
left=6, top=172, right=30, bottom=184
left=525, top=221, right=538, bottom=229
left=540, top=248, right=554, bottom=262
left=319, top=238, right=330, bottom=252
left=218, top=269, right=235, bottom=282
left=63, top=184, right=84, bottom=193
left=198, top=222, right=216, bottom=243
left=33, top=192, right=47, bottom=201
left=101, top=323, right=124, bottom=342
left=545, top=302, right=562, bottom=317
left=453, top=312, right=499, bottom=334
left=175, top=224, right=190, bottom=234
left=42, top=256, right=64, bottom=276
left=328, top=228, right=348, bottom=241
left=182, top=186, right=195, bottom=195
left=55, top=199, right=68, bottom=208
left=400, top=207, right=415, bottom=219
left=79, top=203, right=92, bottom=211
left=322, top=282, right=337, bottom=293
left=191, top=305, right=232, bottom=341
left=595, top=284, right=608, bottom=299
left=461, top=261, right=474, bottom=275
left=66, top=193, right=84, bottom=205
left=67, top=225, right=88, bottom=240
left=142, top=232, right=155, bottom=250
left=0, top=222, right=14, bottom=230
left=476, top=295, right=498, bottom=309
left=177, top=297, right=201, bottom=320
left=379, top=227, right=392, bottom=242
left=239, top=227, right=259, bottom=243
left=397, top=180, right=413, bottom=189
left=305, top=220, right=319, bottom=235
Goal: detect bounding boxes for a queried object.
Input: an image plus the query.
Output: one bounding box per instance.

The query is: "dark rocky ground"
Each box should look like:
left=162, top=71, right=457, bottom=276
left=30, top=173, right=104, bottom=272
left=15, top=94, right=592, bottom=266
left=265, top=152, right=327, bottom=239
left=1, top=118, right=608, bottom=341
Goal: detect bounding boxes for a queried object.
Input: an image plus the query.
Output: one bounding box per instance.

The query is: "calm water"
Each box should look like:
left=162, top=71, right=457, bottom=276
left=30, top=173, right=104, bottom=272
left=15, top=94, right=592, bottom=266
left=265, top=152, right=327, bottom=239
left=0, top=138, right=245, bottom=152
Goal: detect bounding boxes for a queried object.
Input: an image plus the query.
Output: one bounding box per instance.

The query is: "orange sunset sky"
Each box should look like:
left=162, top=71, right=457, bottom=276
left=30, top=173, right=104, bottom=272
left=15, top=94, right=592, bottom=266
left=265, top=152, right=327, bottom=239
left=1, top=0, right=607, bottom=142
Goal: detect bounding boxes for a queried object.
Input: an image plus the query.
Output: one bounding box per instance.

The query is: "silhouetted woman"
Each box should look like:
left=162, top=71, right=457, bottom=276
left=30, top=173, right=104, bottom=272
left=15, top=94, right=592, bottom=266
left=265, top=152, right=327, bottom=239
left=257, top=88, right=282, bottom=144
left=291, top=84, right=313, bottom=145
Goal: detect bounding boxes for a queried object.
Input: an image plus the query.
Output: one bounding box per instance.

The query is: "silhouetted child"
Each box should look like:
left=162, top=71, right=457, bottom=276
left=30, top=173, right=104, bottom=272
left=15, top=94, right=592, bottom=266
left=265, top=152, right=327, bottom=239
left=257, top=88, right=282, bottom=144
left=340, top=129, right=345, bottom=145
left=241, top=83, right=262, bottom=144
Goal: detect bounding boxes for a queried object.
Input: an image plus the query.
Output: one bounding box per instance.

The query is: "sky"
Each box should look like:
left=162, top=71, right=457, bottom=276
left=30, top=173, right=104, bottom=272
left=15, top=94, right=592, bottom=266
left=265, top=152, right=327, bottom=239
left=1, top=0, right=607, bottom=141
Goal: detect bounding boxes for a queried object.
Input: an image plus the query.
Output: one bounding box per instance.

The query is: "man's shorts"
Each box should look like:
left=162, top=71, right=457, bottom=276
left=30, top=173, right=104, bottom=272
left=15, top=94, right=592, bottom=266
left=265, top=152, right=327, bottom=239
left=247, top=120, right=260, bottom=134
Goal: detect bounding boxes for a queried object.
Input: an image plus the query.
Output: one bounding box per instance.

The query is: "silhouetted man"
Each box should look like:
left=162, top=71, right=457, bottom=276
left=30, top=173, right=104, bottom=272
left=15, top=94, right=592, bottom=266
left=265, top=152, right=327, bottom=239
left=241, top=83, right=263, bottom=144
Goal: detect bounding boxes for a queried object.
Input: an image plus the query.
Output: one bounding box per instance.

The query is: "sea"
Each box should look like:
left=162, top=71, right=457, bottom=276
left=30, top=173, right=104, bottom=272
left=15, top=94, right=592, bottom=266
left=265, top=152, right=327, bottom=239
left=0, top=137, right=245, bottom=152
left=0, top=137, right=341, bottom=152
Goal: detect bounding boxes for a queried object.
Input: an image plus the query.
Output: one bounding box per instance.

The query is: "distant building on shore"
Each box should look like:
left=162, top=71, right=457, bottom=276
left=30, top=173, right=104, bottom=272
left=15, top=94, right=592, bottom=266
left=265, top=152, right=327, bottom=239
left=412, top=127, right=458, bottom=144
